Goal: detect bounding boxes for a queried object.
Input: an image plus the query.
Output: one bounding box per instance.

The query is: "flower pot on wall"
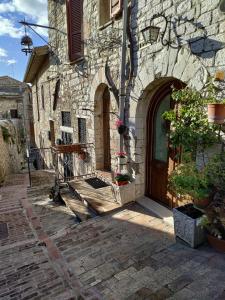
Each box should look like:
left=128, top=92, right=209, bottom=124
left=112, top=181, right=136, bottom=205
left=78, top=151, right=86, bottom=160
left=117, top=125, right=127, bottom=134
left=207, top=104, right=225, bottom=124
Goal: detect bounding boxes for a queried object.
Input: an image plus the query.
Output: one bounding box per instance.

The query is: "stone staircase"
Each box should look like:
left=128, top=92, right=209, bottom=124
left=68, top=177, right=121, bottom=215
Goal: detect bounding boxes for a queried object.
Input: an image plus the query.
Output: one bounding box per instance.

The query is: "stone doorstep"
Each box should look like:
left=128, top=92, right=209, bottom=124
left=137, top=196, right=174, bottom=226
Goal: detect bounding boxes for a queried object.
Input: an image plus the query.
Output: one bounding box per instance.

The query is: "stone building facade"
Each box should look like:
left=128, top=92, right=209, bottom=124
left=0, top=76, right=35, bottom=147
left=25, top=0, right=225, bottom=208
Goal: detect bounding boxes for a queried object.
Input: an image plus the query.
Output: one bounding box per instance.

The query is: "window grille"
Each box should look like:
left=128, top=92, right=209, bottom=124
left=62, top=132, right=73, bottom=144
left=78, top=118, right=86, bottom=144
left=61, top=111, right=71, bottom=127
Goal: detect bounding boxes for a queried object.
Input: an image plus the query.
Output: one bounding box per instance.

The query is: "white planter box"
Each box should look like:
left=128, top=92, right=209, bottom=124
left=112, top=181, right=135, bottom=205
left=173, top=204, right=206, bottom=248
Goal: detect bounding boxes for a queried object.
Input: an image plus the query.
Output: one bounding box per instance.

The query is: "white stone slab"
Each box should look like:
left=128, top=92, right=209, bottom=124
left=137, top=196, right=174, bottom=226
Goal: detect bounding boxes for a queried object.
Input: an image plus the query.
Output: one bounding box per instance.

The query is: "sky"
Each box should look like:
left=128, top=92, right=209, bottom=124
left=0, top=0, right=48, bottom=82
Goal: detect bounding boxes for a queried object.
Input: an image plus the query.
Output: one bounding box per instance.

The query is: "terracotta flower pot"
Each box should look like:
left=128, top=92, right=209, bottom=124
left=115, top=181, right=128, bottom=186
left=78, top=152, right=86, bottom=160
left=207, top=104, right=225, bottom=124
left=207, top=234, right=225, bottom=253
left=193, top=197, right=211, bottom=209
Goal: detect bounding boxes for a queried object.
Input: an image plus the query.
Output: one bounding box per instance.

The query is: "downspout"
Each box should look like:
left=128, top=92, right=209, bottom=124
left=119, top=0, right=128, bottom=156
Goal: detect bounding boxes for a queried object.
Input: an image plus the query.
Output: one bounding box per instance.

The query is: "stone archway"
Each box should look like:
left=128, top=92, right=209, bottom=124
left=128, top=46, right=209, bottom=201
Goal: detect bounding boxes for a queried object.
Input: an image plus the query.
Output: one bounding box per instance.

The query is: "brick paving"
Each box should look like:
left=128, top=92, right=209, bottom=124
left=0, top=171, right=225, bottom=299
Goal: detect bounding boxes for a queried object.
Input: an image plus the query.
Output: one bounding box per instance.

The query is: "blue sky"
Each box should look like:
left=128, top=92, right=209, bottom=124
left=0, top=0, right=48, bottom=81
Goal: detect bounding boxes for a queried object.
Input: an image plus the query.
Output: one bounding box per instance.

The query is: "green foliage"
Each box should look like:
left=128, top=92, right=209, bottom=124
left=114, top=173, right=130, bottom=182
left=163, top=86, right=219, bottom=159
left=203, top=78, right=225, bottom=104
left=169, top=162, right=211, bottom=200
left=205, top=154, right=225, bottom=193
left=1, top=126, right=11, bottom=143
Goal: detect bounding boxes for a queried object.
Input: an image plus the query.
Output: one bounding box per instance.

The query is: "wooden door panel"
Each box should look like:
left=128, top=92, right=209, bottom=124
left=103, top=87, right=111, bottom=171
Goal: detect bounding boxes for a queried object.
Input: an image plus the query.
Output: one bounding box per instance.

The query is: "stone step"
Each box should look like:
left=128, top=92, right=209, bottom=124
left=60, top=191, right=92, bottom=222
left=68, top=179, right=121, bottom=215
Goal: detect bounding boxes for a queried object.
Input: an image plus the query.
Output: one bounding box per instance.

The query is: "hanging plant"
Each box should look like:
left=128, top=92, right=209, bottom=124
left=115, top=119, right=127, bottom=135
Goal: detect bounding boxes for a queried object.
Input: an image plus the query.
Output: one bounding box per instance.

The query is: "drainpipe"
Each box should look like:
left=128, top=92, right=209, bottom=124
left=119, top=0, right=128, bottom=157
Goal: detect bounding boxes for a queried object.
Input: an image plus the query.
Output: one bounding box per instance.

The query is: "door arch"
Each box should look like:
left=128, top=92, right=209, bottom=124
left=145, top=80, right=184, bottom=208
left=94, top=84, right=111, bottom=171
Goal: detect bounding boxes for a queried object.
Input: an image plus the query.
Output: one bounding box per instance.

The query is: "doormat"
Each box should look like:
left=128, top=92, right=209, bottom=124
left=85, top=177, right=109, bottom=189
left=0, top=222, right=8, bottom=240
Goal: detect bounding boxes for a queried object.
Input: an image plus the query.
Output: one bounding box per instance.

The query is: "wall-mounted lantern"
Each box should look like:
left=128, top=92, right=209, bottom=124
left=19, top=20, right=64, bottom=56
left=141, top=25, right=160, bottom=45
left=21, top=34, right=33, bottom=55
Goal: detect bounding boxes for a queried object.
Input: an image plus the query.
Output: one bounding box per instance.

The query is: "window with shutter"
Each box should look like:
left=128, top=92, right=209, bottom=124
left=99, top=0, right=110, bottom=26
left=110, top=0, right=122, bottom=18
left=66, top=0, right=83, bottom=62
left=78, top=118, right=86, bottom=144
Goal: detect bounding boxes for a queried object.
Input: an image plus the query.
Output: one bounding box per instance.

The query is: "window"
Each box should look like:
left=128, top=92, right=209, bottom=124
left=110, top=0, right=122, bottom=18
left=99, top=0, right=110, bottom=26
left=78, top=118, right=86, bottom=143
left=10, top=109, right=18, bottom=118
left=99, top=0, right=122, bottom=26
left=53, top=79, right=60, bottom=111
left=61, top=111, right=71, bottom=127
left=66, top=0, right=83, bottom=62
left=41, top=85, right=45, bottom=109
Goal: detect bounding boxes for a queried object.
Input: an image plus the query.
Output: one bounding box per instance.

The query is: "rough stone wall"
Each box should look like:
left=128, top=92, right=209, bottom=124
left=0, top=121, right=24, bottom=184
left=40, top=0, right=225, bottom=196
left=0, top=98, right=22, bottom=118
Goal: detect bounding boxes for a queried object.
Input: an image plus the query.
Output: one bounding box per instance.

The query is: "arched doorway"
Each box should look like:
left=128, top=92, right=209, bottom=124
left=94, top=84, right=111, bottom=171
left=145, top=80, right=184, bottom=208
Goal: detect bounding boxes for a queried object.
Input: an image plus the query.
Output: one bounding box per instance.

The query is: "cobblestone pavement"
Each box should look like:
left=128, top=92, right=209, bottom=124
left=0, top=171, right=225, bottom=299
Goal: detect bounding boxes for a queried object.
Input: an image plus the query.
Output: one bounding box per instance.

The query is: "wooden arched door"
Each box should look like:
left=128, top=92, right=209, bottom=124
left=145, top=80, right=184, bottom=208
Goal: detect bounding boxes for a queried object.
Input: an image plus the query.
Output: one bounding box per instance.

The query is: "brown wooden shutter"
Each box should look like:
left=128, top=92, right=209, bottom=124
left=110, top=0, right=122, bottom=17
left=66, top=0, right=83, bottom=62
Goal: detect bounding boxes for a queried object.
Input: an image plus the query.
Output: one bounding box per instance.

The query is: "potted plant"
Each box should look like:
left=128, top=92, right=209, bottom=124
left=200, top=197, right=225, bottom=252
left=114, top=172, right=130, bottom=186
left=204, top=79, right=225, bottom=124
left=78, top=150, right=86, bottom=160
left=169, top=162, right=212, bottom=209
left=115, top=119, right=127, bottom=135
left=162, top=84, right=220, bottom=248
left=200, top=153, right=225, bottom=252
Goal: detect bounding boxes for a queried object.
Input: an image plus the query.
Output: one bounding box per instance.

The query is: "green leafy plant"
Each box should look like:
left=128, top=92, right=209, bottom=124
left=203, top=78, right=225, bottom=104
left=169, top=162, right=211, bottom=200
left=205, top=153, right=225, bottom=193
left=163, top=86, right=219, bottom=161
left=114, top=173, right=130, bottom=182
